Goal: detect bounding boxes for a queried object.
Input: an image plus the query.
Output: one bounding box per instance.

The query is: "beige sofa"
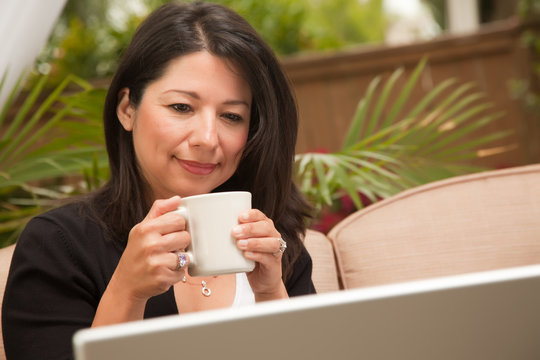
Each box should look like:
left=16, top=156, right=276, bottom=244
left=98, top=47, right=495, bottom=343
left=0, top=245, right=12, bottom=359
left=1, top=163, right=540, bottom=358
left=304, top=163, right=540, bottom=293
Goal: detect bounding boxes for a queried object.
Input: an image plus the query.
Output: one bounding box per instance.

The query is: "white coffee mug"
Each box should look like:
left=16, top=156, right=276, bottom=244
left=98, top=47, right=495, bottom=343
left=174, top=191, right=255, bottom=277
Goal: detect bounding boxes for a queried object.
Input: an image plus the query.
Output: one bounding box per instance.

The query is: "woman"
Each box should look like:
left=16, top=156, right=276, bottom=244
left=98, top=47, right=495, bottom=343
left=2, top=1, right=315, bottom=359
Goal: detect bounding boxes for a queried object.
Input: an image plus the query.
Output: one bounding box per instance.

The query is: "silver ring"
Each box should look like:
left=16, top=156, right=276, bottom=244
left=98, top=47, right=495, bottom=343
left=176, top=252, right=187, bottom=270
left=273, top=238, right=287, bottom=256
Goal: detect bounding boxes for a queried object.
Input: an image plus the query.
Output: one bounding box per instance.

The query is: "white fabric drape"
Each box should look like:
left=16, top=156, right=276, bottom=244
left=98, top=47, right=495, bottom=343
left=446, top=0, right=480, bottom=34
left=0, top=0, right=67, bottom=108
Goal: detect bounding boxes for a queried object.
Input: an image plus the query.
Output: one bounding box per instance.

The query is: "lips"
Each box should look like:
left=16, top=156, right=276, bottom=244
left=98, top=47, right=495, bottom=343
left=177, top=159, right=217, bottom=175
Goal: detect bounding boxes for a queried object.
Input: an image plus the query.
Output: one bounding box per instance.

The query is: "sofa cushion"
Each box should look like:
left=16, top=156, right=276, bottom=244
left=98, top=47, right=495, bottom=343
left=327, top=164, right=540, bottom=289
left=0, top=244, right=15, bottom=360
left=303, top=229, right=340, bottom=293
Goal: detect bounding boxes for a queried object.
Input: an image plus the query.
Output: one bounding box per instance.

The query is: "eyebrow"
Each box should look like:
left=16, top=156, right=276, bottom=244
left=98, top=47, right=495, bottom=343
left=164, top=89, right=250, bottom=108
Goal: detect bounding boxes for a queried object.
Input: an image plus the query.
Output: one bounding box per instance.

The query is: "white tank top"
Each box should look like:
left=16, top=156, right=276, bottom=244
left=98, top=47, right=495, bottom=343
left=232, top=272, right=255, bottom=307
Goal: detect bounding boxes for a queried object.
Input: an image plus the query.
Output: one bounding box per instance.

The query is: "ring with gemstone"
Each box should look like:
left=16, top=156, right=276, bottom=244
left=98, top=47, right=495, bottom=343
left=176, top=252, right=188, bottom=270
left=272, top=238, right=287, bottom=256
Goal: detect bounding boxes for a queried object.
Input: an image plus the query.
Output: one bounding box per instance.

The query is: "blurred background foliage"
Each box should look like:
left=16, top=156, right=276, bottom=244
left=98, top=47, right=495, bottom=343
left=36, top=0, right=386, bottom=86
left=0, top=74, right=108, bottom=246
left=35, top=0, right=535, bottom=87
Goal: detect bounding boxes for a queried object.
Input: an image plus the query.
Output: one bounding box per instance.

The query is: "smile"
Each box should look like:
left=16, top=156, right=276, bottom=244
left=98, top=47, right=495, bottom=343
left=177, top=159, right=218, bottom=175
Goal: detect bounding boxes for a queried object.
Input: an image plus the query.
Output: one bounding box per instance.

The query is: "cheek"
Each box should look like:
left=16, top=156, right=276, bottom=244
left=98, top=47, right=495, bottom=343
left=229, top=129, right=249, bottom=162
left=133, top=108, right=175, bottom=147
left=134, top=106, right=161, bottom=131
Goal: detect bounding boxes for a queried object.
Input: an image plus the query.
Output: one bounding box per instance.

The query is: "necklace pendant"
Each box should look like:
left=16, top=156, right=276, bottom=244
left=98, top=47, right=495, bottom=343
left=201, top=280, right=211, bottom=297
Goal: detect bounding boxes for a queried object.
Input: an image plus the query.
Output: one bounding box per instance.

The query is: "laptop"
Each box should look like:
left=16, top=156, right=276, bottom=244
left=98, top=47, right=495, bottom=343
left=73, top=264, right=540, bottom=360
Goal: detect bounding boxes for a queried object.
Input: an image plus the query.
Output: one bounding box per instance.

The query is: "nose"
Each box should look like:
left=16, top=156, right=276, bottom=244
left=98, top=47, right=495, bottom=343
left=188, top=112, right=218, bottom=149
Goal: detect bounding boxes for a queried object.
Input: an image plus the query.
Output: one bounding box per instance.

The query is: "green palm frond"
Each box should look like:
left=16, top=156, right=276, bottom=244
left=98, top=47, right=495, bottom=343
left=295, top=58, right=512, bottom=212
left=0, top=71, right=108, bottom=246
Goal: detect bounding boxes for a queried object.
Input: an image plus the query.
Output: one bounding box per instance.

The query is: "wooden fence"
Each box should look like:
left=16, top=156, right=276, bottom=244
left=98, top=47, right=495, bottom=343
left=283, top=18, right=540, bottom=169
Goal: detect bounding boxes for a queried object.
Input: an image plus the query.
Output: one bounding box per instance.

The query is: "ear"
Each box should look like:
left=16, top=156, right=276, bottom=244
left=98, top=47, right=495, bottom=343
left=117, top=88, right=135, bottom=131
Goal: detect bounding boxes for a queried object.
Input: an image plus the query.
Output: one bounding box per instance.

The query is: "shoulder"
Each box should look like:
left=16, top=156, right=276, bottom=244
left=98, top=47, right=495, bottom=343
left=27, top=200, right=102, bottom=238
left=31, top=201, right=92, bottom=230
left=12, top=200, right=121, bottom=284
left=17, top=200, right=110, bottom=259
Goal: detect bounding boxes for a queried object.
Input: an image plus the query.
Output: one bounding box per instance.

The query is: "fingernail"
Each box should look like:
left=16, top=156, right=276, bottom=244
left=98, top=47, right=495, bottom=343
left=232, top=225, right=243, bottom=236
left=237, top=240, right=248, bottom=249
left=240, top=211, right=250, bottom=221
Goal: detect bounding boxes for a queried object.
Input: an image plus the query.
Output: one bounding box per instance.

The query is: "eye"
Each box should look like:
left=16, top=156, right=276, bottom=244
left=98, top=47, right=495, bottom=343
left=169, top=103, right=192, bottom=113
left=222, top=112, right=243, bottom=122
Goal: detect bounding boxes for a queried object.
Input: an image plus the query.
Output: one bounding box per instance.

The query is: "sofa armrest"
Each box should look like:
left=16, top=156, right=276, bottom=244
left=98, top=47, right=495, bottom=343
left=0, top=244, right=15, bottom=360
left=303, top=229, right=340, bottom=293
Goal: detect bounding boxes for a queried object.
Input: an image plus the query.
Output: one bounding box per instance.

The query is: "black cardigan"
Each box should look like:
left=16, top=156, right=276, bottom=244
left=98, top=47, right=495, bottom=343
left=2, top=202, right=316, bottom=359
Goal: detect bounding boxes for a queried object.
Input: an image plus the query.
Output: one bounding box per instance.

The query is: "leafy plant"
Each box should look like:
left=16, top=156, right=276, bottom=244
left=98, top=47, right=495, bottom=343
left=0, top=72, right=108, bottom=246
left=37, top=0, right=386, bottom=85
left=295, top=58, right=512, bottom=214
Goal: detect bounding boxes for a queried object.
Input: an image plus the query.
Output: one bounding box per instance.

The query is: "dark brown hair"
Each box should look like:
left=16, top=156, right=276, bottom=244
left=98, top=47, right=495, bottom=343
left=90, top=1, right=312, bottom=280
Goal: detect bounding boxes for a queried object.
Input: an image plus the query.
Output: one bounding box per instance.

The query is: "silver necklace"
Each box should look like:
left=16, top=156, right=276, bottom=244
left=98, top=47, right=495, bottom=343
left=182, top=275, right=212, bottom=297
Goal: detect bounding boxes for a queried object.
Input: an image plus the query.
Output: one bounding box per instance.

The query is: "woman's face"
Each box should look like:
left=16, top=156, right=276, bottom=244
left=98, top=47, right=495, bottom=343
left=117, top=51, right=251, bottom=199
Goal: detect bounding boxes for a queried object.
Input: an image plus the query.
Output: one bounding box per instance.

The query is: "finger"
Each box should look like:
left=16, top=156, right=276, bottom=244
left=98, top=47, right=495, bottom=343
left=155, top=252, right=189, bottom=273
left=234, top=209, right=278, bottom=239
left=145, top=196, right=182, bottom=221
left=243, top=250, right=282, bottom=265
left=171, top=251, right=190, bottom=271
left=232, top=219, right=279, bottom=239
left=237, top=237, right=284, bottom=255
left=137, top=200, right=186, bottom=237
left=155, top=211, right=187, bottom=235
left=143, top=252, right=186, bottom=290
left=237, top=209, right=267, bottom=224
left=131, top=212, right=186, bottom=245
left=161, top=230, right=191, bottom=252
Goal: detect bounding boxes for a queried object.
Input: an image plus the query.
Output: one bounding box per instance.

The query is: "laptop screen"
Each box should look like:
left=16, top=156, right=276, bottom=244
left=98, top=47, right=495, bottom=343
left=74, top=264, right=540, bottom=360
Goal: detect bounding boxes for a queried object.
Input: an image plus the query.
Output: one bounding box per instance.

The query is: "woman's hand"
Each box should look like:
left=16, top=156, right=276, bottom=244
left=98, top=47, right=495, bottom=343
left=233, top=209, right=288, bottom=301
left=93, top=196, right=188, bottom=326
left=114, top=196, right=189, bottom=299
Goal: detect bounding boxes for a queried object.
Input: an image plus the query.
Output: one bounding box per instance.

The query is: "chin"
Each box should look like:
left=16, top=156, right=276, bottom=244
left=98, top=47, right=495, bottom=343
left=178, top=186, right=216, bottom=197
